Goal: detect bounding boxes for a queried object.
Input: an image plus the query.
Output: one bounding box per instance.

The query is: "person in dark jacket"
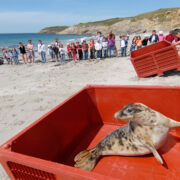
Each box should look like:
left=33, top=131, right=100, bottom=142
left=149, top=30, right=159, bottom=44
left=142, top=37, right=149, bottom=47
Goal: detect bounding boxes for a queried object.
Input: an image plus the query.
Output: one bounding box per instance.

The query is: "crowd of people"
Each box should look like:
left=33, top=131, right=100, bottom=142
left=1, top=29, right=180, bottom=65
left=129, top=29, right=180, bottom=51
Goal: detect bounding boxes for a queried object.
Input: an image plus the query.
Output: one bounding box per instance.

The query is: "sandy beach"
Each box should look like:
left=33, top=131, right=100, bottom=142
left=1, top=38, right=180, bottom=179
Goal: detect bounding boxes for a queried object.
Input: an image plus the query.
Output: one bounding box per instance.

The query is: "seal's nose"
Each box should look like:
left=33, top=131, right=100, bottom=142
left=114, top=112, right=120, bottom=119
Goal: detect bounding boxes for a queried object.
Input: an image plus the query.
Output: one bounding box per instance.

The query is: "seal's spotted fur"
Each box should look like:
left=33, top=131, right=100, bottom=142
left=74, top=103, right=180, bottom=171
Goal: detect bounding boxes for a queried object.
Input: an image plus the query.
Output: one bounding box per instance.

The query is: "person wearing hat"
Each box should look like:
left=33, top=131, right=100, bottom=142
left=158, top=31, right=165, bottom=42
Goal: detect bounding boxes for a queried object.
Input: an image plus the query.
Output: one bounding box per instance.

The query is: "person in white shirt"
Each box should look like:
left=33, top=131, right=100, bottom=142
left=95, top=40, right=102, bottom=59
left=59, top=44, right=66, bottom=62
left=120, top=36, right=128, bottom=57
left=96, top=32, right=104, bottom=58
left=102, top=37, right=108, bottom=58
left=38, top=40, right=46, bottom=63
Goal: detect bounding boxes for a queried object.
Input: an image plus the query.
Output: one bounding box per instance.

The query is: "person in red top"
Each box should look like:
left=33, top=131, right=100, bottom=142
left=82, top=40, right=89, bottom=60
left=66, top=43, right=72, bottom=60
left=71, top=43, right=77, bottom=61
left=76, top=41, right=83, bottom=60
left=165, top=29, right=180, bottom=43
left=89, top=39, right=96, bottom=59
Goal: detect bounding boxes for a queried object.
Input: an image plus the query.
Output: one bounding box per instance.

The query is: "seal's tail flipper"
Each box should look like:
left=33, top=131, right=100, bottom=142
left=74, top=147, right=99, bottom=171
left=169, top=119, right=180, bottom=128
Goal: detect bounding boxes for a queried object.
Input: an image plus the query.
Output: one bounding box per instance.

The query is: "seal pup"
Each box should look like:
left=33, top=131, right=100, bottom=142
left=74, top=103, right=180, bottom=171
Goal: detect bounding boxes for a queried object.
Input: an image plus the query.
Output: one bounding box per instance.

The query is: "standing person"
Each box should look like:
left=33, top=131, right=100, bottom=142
left=102, top=37, right=108, bottom=58
left=120, top=36, right=128, bottom=57
left=107, top=34, right=117, bottom=57
left=38, top=40, right=46, bottom=63
left=59, top=44, right=66, bottom=62
left=166, top=29, right=180, bottom=43
left=8, top=50, right=13, bottom=64
left=71, top=43, right=77, bottom=61
left=106, top=30, right=119, bottom=56
left=48, top=45, right=55, bottom=61
left=76, top=41, right=83, bottom=60
left=67, top=43, right=72, bottom=60
left=130, top=36, right=137, bottom=51
left=2, top=49, right=9, bottom=64
left=142, top=37, right=149, bottom=47
left=106, top=30, right=115, bottom=40
left=82, top=40, right=89, bottom=60
left=95, top=40, right=102, bottom=59
left=54, top=38, right=60, bottom=47
left=52, top=44, right=59, bottom=61
left=89, top=39, right=96, bottom=59
left=136, top=36, right=143, bottom=49
left=12, top=48, right=19, bottom=64
left=27, top=40, right=35, bottom=63
left=149, top=30, right=159, bottom=44
left=158, top=31, right=165, bottom=42
left=96, top=32, right=104, bottom=44
left=19, top=42, right=28, bottom=64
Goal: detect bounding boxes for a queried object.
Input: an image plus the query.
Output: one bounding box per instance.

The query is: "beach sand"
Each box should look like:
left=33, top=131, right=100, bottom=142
left=1, top=41, right=180, bottom=179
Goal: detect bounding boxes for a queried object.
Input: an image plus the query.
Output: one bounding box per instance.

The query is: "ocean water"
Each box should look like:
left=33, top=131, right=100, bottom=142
left=0, top=33, right=91, bottom=54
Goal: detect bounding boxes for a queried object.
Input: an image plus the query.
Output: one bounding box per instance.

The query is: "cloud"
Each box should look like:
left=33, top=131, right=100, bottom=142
left=0, top=11, right=114, bottom=33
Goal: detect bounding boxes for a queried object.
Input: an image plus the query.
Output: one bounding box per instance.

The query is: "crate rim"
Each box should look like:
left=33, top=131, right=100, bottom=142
left=1, top=84, right=180, bottom=149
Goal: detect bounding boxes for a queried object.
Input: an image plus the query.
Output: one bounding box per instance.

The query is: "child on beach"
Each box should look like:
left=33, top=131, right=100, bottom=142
left=158, top=31, right=165, bottom=42
left=95, top=40, right=102, bottom=59
left=27, top=40, right=35, bottom=63
left=130, top=36, right=137, bottom=51
left=8, top=50, right=13, bottom=64
left=96, top=32, right=104, bottom=44
left=82, top=40, right=89, bottom=60
left=59, top=44, right=66, bottom=62
left=66, top=43, right=72, bottom=60
left=71, top=43, right=77, bottom=61
left=3, top=50, right=11, bottom=64
left=102, top=37, right=108, bottom=58
left=48, top=45, right=55, bottom=61
left=120, top=36, right=128, bottom=57
left=12, top=48, right=19, bottom=64
left=89, top=39, right=96, bottom=59
left=19, top=42, right=28, bottom=64
left=136, top=36, right=142, bottom=49
left=76, top=42, right=83, bottom=60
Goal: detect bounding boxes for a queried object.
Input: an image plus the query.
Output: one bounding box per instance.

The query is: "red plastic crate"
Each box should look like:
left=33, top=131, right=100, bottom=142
left=1, top=85, right=180, bottom=180
left=130, top=41, right=180, bottom=78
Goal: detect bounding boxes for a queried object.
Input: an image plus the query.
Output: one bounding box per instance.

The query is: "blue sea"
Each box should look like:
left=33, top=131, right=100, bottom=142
left=0, top=33, right=91, bottom=54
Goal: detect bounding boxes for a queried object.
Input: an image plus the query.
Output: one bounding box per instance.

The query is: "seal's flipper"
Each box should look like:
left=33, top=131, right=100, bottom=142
left=74, top=147, right=100, bottom=171
left=168, top=119, right=180, bottom=128
left=138, top=136, right=163, bottom=164
left=144, top=142, right=163, bottom=164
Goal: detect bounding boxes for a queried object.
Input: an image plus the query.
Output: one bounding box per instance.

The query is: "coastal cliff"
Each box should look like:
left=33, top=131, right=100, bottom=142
left=39, top=26, right=69, bottom=34
left=39, top=8, right=180, bottom=35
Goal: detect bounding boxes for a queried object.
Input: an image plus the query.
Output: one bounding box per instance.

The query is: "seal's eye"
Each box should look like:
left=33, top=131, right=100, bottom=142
left=127, top=108, right=133, bottom=113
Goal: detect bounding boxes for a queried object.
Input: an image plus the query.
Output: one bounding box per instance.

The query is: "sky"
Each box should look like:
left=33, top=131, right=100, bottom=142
left=0, top=0, right=179, bottom=33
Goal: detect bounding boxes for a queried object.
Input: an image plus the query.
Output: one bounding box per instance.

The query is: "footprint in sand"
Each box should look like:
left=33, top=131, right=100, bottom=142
left=12, top=120, right=25, bottom=126
left=33, top=97, right=43, bottom=103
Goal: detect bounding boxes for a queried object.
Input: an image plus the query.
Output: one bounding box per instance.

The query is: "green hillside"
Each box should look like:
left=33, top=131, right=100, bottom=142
left=75, top=8, right=180, bottom=27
